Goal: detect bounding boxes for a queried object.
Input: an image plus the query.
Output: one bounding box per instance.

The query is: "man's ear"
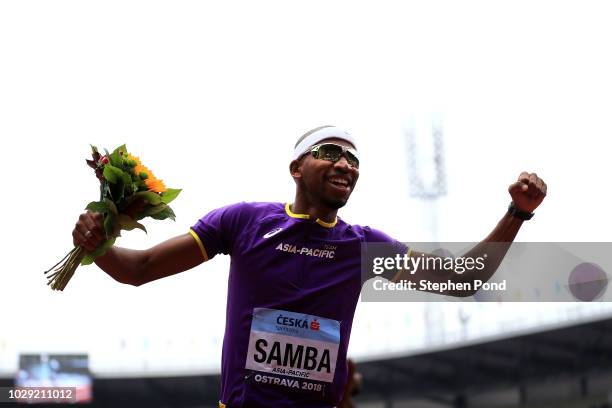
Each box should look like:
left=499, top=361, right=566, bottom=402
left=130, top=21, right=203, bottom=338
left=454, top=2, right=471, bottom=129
left=289, top=160, right=302, bottom=180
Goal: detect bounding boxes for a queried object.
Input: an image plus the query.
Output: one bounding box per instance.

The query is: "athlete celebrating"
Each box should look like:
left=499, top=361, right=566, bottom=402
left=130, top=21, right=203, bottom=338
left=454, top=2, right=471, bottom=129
left=72, top=126, right=547, bottom=407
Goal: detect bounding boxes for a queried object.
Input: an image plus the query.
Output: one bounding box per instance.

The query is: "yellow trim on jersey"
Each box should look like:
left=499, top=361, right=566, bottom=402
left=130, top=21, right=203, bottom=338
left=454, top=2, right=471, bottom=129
left=188, top=229, right=209, bottom=261
left=285, top=203, right=338, bottom=228
left=285, top=202, right=309, bottom=219
left=218, top=402, right=226, bottom=408
left=407, top=247, right=413, bottom=258
left=315, top=217, right=337, bottom=228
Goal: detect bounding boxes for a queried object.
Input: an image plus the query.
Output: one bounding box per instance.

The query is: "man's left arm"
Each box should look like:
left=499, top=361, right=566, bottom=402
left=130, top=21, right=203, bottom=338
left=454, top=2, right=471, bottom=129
left=393, top=171, right=547, bottom=297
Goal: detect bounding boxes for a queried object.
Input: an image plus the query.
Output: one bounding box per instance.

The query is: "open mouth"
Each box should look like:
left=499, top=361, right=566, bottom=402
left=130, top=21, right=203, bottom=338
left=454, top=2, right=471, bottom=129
left=328, top=176, right=351, bottom=191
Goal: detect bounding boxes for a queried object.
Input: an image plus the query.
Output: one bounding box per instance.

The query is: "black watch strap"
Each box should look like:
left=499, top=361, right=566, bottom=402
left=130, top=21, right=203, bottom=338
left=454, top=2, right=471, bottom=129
left=507, top=202, right=534, bottom=220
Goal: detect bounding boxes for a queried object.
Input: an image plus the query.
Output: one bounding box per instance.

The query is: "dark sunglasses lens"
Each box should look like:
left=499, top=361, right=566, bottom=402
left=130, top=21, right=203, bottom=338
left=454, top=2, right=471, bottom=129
left=314, top=144, right=359, bottom=167
left=346, top=151, right=359, bottom=167
left=317, top=144, right=343, bottom=161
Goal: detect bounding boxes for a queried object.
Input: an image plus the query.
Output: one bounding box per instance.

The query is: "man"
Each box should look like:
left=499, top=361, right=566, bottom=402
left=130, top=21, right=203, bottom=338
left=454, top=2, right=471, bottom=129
left=73, top=125, right=547, bottom=407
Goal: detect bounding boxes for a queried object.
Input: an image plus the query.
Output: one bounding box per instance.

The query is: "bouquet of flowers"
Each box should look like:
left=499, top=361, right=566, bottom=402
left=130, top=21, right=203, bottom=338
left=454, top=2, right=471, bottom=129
left=44, top=144, right=181, bottom=291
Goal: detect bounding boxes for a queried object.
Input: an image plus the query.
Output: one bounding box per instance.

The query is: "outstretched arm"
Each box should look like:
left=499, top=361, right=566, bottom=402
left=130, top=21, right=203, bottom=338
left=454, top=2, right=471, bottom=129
left=393, top=171, right=547, bottom=296
left=73, top=211, right=205, bottom=286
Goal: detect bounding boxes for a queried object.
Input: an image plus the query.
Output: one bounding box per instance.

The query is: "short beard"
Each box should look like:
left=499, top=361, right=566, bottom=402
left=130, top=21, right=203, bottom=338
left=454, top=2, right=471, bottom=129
left=298, top=178, right=350, bottom=210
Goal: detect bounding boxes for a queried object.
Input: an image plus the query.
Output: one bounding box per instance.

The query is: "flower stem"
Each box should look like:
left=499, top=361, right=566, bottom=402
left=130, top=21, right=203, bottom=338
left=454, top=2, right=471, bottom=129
left=45, top=246, right=86, bottom=291
left=44, top=247, right=78, bottom=274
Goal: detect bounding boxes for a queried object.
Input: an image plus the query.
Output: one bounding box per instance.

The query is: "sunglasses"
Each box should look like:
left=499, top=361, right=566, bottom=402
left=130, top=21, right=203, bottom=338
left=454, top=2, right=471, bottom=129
left=307, top=143, right=360, bottom=168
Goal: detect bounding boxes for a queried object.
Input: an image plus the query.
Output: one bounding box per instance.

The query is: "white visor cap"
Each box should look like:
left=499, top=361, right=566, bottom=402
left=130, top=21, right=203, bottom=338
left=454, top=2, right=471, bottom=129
left=292, top=126, right=357, bottom=161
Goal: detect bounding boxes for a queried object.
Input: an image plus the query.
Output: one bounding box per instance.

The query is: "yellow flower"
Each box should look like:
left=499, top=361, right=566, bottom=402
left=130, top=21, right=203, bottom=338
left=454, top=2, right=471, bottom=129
left=128, top=153, right=167, bottom=193
left=145, top=178, right=167, bottom=193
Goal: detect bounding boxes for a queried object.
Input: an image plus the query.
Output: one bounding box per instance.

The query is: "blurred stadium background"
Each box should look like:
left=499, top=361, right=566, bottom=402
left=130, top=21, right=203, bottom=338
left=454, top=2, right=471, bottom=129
left=1, top=1, right=611, bottom=406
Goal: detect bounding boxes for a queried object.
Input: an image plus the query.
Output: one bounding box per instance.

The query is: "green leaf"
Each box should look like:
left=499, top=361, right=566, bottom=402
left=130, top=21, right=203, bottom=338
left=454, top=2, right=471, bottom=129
left=113, top=144, right=128, bottom=156
left=117, top=214, right=147, bottom=233
left=111, top=164, right=126, bottom=178
left=161, top=188, right=182, bottom=204
left=133, top=191, right=162, bottom=205
left=109, top=151, right=122, bottom=168
left=105, top=170, right=130, bottom=204
left=104, top=212, right=116, bottom=237
left=140, top=203, right=168, bottom=218
left=121, top=170, right=132, bottom=186
left=81, top=254, right=96, bottom=266
left=109, top=145, right=127, bottom=168
left=121, top=171, right=132, bottom=188
left=85, top=201, right=109, bottom=213
left=103, top=165, right=118, bottom=183
left=104, top=198, right=118, bottom=215
left=150, top=206, right=176, bottom=221
left=103, top=164, right=126, bottom=184
left=80, top=237, right=116, bottom=265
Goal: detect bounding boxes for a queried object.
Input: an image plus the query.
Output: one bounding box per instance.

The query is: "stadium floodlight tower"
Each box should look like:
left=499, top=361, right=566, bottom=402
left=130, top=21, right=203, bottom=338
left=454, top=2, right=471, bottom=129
left=405, top=115, right=450, bottom=346
left=404, top=114, right=447, bottom=242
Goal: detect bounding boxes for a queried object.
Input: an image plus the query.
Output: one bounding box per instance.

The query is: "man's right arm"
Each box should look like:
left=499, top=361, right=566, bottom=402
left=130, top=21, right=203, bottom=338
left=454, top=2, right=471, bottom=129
left=73, top=212, right=206, bottom=286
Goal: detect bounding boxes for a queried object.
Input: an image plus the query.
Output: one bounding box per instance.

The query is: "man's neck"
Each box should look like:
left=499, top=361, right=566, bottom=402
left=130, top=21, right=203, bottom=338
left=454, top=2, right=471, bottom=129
left=291, top=195, right=338, bottom=223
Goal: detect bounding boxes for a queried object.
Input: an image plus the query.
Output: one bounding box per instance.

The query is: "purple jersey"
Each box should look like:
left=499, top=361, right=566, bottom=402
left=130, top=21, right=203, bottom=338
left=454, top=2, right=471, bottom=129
left=190, top=202, right=406, bottom=408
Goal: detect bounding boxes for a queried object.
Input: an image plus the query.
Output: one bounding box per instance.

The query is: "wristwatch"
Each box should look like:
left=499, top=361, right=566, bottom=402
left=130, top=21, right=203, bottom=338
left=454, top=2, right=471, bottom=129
left=507, top=202, right=534, bottom=220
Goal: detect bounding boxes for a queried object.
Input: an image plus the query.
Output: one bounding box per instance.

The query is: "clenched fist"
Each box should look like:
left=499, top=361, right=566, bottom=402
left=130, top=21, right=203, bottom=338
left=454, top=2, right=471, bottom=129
left=508, top=171, right=547, bottom=214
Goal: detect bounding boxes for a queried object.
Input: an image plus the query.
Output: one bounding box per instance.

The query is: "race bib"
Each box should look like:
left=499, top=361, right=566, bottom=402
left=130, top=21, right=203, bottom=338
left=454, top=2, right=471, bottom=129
left=246, top=308, right=341, bottom=388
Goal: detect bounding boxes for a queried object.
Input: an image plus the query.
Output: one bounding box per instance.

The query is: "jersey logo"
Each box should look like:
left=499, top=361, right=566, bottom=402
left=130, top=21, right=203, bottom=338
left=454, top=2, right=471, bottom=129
left=263, top=227, right=283, bottom=239
left=310, top=319, right=320, bottom=331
